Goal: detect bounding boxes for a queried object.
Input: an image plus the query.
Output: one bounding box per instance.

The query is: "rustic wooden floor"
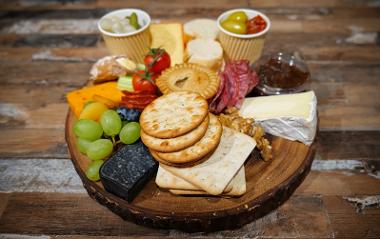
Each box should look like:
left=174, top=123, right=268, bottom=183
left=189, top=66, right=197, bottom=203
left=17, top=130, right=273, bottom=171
left=0, top=0, right=379, bottom=238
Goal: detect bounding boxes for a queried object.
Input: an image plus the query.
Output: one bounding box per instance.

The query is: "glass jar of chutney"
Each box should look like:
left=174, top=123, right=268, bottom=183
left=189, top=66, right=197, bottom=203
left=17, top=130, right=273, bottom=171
left=255, top=52, right=310, bottom=95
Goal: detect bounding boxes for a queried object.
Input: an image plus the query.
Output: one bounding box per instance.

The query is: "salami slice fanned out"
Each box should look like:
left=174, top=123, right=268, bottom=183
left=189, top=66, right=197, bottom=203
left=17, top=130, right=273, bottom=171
left=225, top=63, right=240, bottom=107
left=247, top=70, right=259, bottom=93
left=209, top=60, right=260, bottom=114
left=212, top=72, right=230, bottom=114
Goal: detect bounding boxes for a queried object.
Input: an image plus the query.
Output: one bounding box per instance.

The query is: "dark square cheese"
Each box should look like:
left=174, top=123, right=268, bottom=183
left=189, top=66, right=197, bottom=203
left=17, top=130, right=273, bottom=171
left=100, top=141, right=158, bottom=202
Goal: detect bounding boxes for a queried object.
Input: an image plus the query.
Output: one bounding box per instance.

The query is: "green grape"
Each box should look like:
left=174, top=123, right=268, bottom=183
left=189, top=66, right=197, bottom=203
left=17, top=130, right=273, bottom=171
left=76, top=138, right=92, bottom=154
left=87, top=139, right=113, bottom=161
left=122, top=120, right=129, bottom=127
left=86, top=160, right=104, bottom=181
left=120, top=122, right=141, bottom=144
left=100, top=110, right=122, bottom=137
left=73, top=119, right=103, bottom=141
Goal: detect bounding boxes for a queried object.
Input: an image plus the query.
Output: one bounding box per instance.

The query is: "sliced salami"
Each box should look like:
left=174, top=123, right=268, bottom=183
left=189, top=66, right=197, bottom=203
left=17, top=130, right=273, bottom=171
left=210, top=70, right=227, bottom=113
left=209, top=60, right=259, bottom=114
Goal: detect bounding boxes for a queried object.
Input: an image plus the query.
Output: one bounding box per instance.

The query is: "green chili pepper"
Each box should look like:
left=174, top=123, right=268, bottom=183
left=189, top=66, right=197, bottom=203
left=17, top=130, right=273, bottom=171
left=128, top=12, right=141, bottom=30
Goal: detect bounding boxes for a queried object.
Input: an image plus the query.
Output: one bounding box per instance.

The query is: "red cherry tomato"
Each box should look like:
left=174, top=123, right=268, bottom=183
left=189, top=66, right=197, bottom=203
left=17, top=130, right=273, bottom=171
left=132, top=70, right=157, bottom=94
left=143, top=55, right=155, bottom=68
left=144, top=48, right=171, bottom=75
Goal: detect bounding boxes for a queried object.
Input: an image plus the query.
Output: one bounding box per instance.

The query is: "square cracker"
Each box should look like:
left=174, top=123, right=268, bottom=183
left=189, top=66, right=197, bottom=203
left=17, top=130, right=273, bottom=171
left=165, top=165, right=246, bottom=196
left=156, top=164, right=246, bottom=193
left=161, top=127, right=256, bottom=195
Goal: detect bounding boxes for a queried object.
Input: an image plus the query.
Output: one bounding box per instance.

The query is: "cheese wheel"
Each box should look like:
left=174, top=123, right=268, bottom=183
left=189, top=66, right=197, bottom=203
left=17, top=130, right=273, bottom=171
left=186, top=39, right=223, bottom=71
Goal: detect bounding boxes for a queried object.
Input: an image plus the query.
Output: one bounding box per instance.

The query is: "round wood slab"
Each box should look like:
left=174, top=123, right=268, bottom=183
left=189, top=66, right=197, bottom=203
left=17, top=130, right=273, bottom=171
left=65, top=110, right=316, bottom=232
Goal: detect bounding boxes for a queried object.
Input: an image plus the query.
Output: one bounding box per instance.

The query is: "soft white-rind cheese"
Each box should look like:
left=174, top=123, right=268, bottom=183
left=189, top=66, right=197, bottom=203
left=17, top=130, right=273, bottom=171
left=239, top=91, right=317, bottom=145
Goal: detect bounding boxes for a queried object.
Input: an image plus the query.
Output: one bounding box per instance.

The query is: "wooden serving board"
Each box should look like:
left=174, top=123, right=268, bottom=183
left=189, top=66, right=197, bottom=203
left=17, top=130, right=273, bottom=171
left=65, top=110, right=316, bottom=232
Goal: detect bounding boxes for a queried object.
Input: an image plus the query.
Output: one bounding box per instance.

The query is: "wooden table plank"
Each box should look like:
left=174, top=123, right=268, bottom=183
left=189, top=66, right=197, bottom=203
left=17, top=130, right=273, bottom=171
left=0, top=129, right=66, bottom=158
left=0, top=182, right=378, bottom=237
left=323, top=195, right=380, bottom=238
left=0, top=193, right=170, bottom=237
left=0, top=193, right=334, bottom=238
left=0, top=0, right=378, bottom=11
left=0, top=7, right=379, bottom=22
left=316, top=131, right=380, bottom=160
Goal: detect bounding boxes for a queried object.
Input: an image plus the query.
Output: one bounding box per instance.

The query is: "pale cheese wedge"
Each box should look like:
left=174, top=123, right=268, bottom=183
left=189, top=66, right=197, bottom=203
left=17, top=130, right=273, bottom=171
left=150, top=23, right=184, bottom=66
left=161, top=127, right=256, bottom=195
left=239, top=91, right=317, bottom=145
left=186, top=38, right=223, bottom=71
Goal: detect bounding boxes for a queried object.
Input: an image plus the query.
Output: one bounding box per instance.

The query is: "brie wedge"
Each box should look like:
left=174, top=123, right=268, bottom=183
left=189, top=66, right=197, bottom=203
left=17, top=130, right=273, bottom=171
left=239, top=91, right=317, bottom=145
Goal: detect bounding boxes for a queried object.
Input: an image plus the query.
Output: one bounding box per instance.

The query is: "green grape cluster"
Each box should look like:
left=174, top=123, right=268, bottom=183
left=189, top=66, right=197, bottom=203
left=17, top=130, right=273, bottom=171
left=73, top=108, right=141, bottom=182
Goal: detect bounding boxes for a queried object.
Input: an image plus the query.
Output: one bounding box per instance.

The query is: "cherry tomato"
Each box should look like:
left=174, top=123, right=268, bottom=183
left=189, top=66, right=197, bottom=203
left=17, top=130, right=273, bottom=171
left=226, top=11, right=248, bottom=23
left=221, top=20, right=247, bottom=34
left=144, top=48, right=171, bottom=75
left=132, top=70, right=157, bottom=94
left=143, top=55, right=155, bottom=68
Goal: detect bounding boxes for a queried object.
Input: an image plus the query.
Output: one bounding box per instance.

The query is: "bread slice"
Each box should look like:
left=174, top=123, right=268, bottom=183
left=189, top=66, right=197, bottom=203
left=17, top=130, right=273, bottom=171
left=184, top=19, right=219, bottom=41
left=161, top=127, right=256, bottom=195
left=154, top=114, right=222, bottom=164
left=141, top=115, right=209, bottom=153
left=140, top=91, right=208, bottom=139
left=186, top=39, right=223, bottom=71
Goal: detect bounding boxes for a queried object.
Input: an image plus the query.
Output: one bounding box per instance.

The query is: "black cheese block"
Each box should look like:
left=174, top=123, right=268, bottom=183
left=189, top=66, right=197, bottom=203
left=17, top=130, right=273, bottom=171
left=100, top=140, right=158, bottom=202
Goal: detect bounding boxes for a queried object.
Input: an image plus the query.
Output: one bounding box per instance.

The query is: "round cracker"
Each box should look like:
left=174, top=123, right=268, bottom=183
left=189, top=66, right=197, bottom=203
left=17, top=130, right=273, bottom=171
left=140, top=91, right=208, bottom=138
left=149, top=148, right=215, bottom=168
left=141, top=115, right=209, bottom=152
left=155, top=114, right=222, bottom=164
left=156, top=63, right=220, bottom=100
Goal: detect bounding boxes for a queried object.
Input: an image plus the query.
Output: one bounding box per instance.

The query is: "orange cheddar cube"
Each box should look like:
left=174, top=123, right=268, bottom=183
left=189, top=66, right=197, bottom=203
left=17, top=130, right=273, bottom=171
left=67, top=82, right=123, bottom=117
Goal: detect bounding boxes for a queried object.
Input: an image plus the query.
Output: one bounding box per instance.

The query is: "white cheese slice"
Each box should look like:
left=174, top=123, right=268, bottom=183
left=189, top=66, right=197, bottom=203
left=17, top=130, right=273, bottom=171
left=161, top=127, right=256, bottom=195
left=239, top=91, right=317, bottom=145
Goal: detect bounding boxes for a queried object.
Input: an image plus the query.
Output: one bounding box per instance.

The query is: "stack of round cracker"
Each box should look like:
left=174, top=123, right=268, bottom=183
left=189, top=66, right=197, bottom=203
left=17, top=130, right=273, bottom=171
left=140, top=91, right=223, bottom=167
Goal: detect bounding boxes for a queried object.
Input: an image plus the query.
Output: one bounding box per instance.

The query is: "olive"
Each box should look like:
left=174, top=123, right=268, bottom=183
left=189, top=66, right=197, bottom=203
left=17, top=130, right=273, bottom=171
left=226, top=11, right=248, bottom=23
left=221, top=20, right=247, bottom=34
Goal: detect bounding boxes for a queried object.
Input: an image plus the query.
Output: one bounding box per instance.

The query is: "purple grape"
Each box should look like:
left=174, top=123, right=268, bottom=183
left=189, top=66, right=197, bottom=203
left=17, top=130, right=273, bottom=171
left=117, top=107, right=141, bottom=122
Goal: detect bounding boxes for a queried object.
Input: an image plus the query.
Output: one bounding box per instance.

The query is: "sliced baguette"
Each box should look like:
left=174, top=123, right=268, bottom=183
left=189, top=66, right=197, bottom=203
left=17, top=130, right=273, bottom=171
left=184, top=18, right=219, bottom=41
left=186, top=39, right=223, bottom=71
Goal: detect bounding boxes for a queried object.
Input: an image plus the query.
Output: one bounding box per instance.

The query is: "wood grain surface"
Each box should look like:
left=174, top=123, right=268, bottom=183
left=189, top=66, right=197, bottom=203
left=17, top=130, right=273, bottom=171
left=0, top=0, right=379, bottom=238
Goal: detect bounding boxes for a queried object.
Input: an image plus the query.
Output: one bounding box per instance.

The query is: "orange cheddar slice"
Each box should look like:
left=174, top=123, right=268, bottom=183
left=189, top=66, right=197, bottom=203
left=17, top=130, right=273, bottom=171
left=67, top=82, right=123, bottom=117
